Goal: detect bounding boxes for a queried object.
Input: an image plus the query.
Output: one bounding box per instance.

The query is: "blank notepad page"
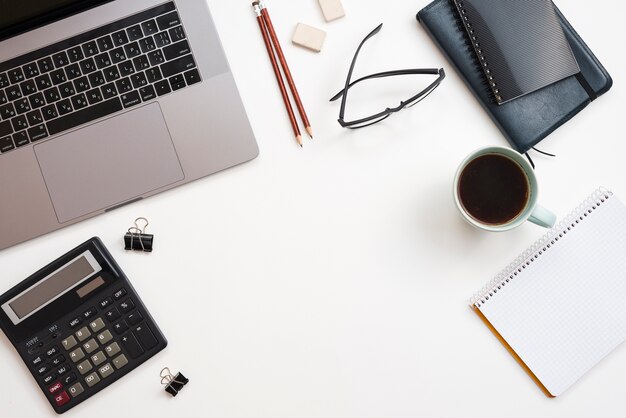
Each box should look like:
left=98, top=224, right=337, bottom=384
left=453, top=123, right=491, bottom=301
left=471, top=190, right=626, bottom=396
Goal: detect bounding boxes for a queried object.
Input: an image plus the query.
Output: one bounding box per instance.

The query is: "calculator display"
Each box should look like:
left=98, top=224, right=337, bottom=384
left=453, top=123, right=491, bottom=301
left=1, top=251, right=101, bottom=324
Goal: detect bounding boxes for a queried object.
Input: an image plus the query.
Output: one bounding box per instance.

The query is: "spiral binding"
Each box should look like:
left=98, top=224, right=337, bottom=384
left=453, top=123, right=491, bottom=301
left=470, top=188, right=613, bottom=308
left=451, top=0, right=502, bottom=103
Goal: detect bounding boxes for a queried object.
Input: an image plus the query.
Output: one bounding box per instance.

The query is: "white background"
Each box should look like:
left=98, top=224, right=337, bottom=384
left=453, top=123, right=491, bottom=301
left=1, top=0, right=625, bottom=417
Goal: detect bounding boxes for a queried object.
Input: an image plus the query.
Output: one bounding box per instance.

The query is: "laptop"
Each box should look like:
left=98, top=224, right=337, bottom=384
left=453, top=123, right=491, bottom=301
left=0, top=0, right=259, bottom=251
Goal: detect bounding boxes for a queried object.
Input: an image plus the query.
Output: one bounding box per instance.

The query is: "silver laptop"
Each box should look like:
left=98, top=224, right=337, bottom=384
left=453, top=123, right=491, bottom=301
left=0, top=0, right=259, bottom=250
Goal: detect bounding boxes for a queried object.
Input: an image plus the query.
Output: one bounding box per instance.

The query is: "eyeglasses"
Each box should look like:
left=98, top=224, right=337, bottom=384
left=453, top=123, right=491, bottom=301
left=330, top=23, right=446, bottom=129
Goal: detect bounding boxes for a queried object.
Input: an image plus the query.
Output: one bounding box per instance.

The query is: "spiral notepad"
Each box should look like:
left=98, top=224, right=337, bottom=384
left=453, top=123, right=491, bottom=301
left=471, top=189, right=626, bottom=396
left=451, top=0, right=580, bottom=104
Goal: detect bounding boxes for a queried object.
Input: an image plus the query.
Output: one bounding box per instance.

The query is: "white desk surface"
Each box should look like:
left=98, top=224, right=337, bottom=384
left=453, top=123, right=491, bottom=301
left=1, top=0, right=625, bottom=416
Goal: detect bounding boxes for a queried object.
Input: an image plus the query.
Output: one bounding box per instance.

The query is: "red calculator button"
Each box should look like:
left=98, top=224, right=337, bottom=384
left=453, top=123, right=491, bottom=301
left=48, top=381, right=63, bottom=395
left=54, top=391, right=70, bottom=407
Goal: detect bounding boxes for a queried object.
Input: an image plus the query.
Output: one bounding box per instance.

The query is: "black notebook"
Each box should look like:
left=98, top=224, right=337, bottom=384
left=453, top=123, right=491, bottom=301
left=417, top=0, right=612, bottom=153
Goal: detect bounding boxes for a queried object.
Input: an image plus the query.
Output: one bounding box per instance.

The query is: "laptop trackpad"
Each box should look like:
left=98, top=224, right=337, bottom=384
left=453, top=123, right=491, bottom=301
left=35, top=103, right=184, bottom=223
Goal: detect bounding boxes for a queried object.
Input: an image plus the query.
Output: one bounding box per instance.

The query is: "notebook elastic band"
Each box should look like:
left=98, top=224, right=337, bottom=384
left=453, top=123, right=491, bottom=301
left=575, top=72, right=597, bottom=101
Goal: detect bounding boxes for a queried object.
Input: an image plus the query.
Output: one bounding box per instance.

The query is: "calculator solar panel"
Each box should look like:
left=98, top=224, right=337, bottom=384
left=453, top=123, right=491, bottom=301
left=0, top=237, right=167, bottom=414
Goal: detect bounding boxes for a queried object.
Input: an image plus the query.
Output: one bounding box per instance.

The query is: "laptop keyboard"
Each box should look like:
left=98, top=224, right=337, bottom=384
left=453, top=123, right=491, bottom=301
left=0, top=2, right=201, bottom=155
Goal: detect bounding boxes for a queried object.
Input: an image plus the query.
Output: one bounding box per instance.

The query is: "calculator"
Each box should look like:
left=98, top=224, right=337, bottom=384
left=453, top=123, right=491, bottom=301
left=0, top=237, right=167, bottom=414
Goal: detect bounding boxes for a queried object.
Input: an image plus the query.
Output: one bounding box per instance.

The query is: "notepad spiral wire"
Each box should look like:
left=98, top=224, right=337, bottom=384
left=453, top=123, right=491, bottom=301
left=470, top=188, right=613, bottom=308
left=451, top=0, right=502, bottom=103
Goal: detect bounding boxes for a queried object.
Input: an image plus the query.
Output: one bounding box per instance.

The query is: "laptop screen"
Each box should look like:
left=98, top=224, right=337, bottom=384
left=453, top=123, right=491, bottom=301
left=0, top=0, right=112, bottom=41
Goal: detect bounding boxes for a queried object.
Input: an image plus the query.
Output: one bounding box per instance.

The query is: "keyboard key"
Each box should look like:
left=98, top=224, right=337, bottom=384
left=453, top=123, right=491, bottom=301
left=94, top=53, right=112, bottom=69
left=157, top=11, right=181, bottom=31
left=59, top=82, right=76, bottom=98
left=15, top=98, right=31, bottom=114
left=118, top=61, right=135, bottom=77
left=113, top=320, right=128, bottom=335
left=36, top=364, right=50, bottom=376
left=133, top=55, right=150, bottom=72
left=139, top=85, right=156, bottom=101
left=29, top=93, right=46, bottom=109
left=82, top=338, right=99, bottom=354
left=6, top=85, right=22, bottom=101
left=103, top=66, right=120, bottom=82
left=163, top=40, right=191, bottom=61
left=50, top=69, right=67, bottom=85
left=112, top=30, right=129, bottom=46
left=97, top=35, right=114, bottom=52
left=120, top=91, right=140, bottom=108
left=0, top=103, right=17, bottom=119
left=0, top=72, right=8, bottom=88
left=43, top=87, right=61, bottom=104
left=84, top=371, right=100, bottom=387
left=62, top=373, right=77, bottom=386
left=138, top=37, right=157, bottom=53
left=99, top=297, right=113, bottom=310
left=88, top=70, right=105, bottom=87
left=0, top=135, right=14, bottom=153
left=89, top=318, right=105, bottom=333
left=113, top=288, right=127, bottom=300
left=0, top=120, right=12, bottom=136
left=67, top=47, right=84, bottom=63
left=91, top=351, right=106, bottom=366
left=22, top=63, right=39, bottom=78
left=134, top=323, right=158, bottom=350
left=126, top=25, right=143, bottom=41
left=71, top=93, right=88, bottom=110
left=50, top=354, right=65, bottom=366
left=112, top=354, right=128, bottom=369
left=8, top=68, right=25, bottom=83
left=20, top=79, right=37, bottom=96
left=145, top=67, right=162, bottom=83
left=97, top=330, right=113, bottom=345
left=131, top=72, right=147, bottom=89
left=127, top=310, right=143, bottom=325
left=154, top=31, right=171, bottom=48
left=68, top=382, right=84, bottom=398
left=31, top=354, right=44, bottom=367
left=69, top=347, right=85, bottom=363
left=26, top=109, right=44, bottom=125
left=154, top=79, right=171, bottom=96
left=141, top=19, right=158, bottom=35
left=56, top=364, right=70, bottom=376
left=184, top=68, right=201, bottom=86
left=37, top=57, right=54, bottom=74
left=161, top=55, right=196, bottom=78
left=28, top=124, right=48, bottom=141
left=105, top=306, right=121, bottom=322
left=120, top=332, right=144, bottom=359
left=169, top=26, right=186, bottom=42
left=82, top=41, right=99, bottom=57
left=124, top=41, right=141, bottom=59
left=75, top=326, right=91, bottom=342
left=105, top=342, right=120, bottom=357
left=83, top=307, right=97, bottom=320
left=47, top=381, right=63, bottom=395
left=43, top=373, right=57, bottom=385
left=52, top=52, right=69, bottom=68
left=11, top=115, right=28, bottom=131
left=61, top=335, right=78, bottom=350
left=42, top=104, right=58, bottom=121
left=54, top=391, right=70, bottom=407
left=74, top=76, right=90, bottom=93
left=101, top=83, right=118, bottom=100
left=76, top=359, right=92, bottom=375
left=79, top=58, right=97, bottom=74
left=13, top=131, right=29, bottom=147
left=98, top=362, right=114, bottom=379
left=110, top=47, right=127, bottom=64
left=119, top=299, right=136, bottom=313
left=68, top=316, right=82, bottom=329
left=147, top=50, right=165, bottom=66
left=46, top=97, right=123, bottom=135
left=86, top=88, right=103, bottom=105
left=115, top=77, right=132, bottom=94
left=0, top=90, right=6, bottom=105
left=65, top=63, right=82, bottom=80
left=57, top=99, right=73, bottom=116
left=169, top=74, right=186, bottom=91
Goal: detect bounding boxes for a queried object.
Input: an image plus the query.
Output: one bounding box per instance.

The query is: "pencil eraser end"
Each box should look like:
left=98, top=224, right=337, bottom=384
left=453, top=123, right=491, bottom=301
left=292, top=23, right=326, bottom=53
left=318, top=0, right=345, bottom=22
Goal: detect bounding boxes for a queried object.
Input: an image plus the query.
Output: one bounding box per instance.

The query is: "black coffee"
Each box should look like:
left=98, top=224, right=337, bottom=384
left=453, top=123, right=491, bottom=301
left=458, top=154, right=530, bottom=225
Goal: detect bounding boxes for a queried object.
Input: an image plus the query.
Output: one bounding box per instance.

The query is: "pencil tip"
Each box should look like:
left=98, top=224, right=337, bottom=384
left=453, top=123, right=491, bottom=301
left=305, top=126, right=314, bottom=138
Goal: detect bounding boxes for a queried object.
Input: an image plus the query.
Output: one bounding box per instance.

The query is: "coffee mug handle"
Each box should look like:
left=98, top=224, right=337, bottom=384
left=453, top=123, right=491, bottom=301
left=528, top=205, right=557, bottom=229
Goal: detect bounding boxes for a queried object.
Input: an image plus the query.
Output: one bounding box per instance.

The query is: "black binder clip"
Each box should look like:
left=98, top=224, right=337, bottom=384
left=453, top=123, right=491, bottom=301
left=160, top=367, right=189, bottom=397
left=124, top=217, right=153, bottom=252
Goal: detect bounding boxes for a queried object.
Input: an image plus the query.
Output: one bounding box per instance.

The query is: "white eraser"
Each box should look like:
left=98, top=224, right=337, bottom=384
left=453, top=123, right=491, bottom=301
left=318, top=0, right=345, bottom=22
left=292, top=23, right=326, bottom=53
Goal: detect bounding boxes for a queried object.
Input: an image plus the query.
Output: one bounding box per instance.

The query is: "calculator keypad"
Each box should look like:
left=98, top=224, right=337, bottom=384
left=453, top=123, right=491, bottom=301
left=24, top=285, right=164, bottom=412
